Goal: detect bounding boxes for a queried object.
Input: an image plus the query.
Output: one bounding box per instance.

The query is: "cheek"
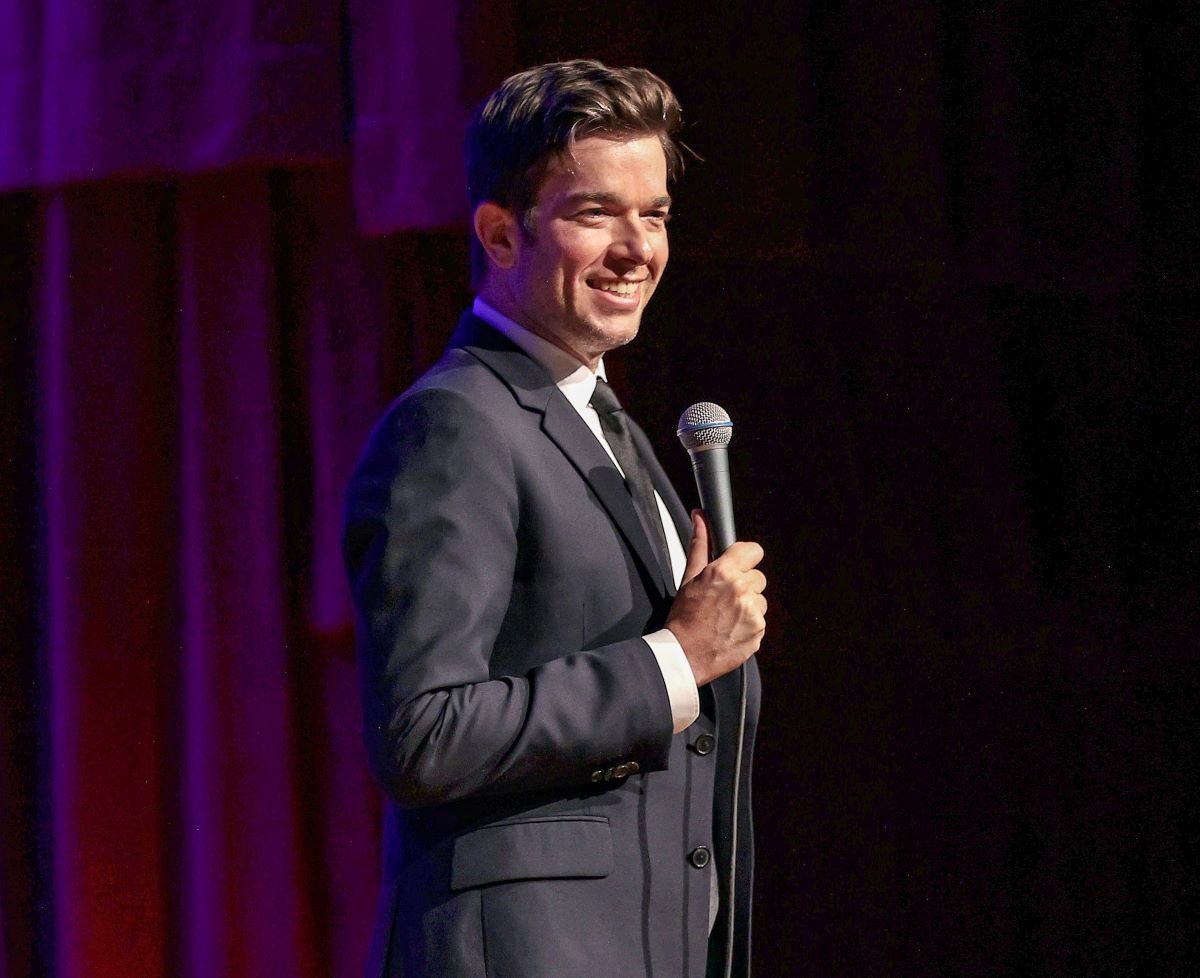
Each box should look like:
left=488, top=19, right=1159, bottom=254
left=556, top=230, right=607, bottom=270
left=557, top=251, right=594, bottom=296
left=524, top=252, right=567, bottom=297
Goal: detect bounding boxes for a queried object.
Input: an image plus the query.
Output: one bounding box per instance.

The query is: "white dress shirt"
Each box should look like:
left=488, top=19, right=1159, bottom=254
left=472, top=297, right=700, bottom=732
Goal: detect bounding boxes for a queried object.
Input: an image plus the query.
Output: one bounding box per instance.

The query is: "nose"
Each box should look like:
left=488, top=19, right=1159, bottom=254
left=612, top=216, right=655, bottom=266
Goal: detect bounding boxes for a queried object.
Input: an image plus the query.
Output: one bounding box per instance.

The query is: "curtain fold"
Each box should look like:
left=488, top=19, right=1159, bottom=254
left=39, top=185, right=178, bottom=978
left=175, top=175, right=317, bottom=978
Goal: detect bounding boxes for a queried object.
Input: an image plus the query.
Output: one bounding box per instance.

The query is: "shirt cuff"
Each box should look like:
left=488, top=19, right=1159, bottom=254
left=644, top=629, right=700, bottom=733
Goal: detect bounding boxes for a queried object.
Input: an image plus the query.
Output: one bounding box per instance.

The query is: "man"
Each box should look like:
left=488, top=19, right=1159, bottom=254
left=344, top=60, right=767, bottom=978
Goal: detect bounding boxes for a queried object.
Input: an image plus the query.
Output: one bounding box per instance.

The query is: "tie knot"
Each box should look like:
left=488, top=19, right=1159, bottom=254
left=590, top=377, right=624, bottom=416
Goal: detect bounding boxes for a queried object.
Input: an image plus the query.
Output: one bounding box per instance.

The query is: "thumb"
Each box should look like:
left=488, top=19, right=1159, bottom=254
left=682, top=510, right=710, bottom=584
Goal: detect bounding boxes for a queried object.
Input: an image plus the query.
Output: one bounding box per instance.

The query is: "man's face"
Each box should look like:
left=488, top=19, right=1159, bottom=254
left=498, top=134, right=671, bottom=367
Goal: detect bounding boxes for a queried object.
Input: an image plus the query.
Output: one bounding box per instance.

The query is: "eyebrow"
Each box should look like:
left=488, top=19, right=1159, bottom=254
left=564, top=191, right=673, bottom=209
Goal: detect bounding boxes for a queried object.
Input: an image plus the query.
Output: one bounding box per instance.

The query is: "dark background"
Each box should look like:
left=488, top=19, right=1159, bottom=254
left=3, top=1, right=1197, bottom=975
left=541, top=2, right=1200, bottom=972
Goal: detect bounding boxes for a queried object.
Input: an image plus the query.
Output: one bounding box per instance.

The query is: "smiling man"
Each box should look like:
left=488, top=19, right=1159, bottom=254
left=473, top=132, right=670, bottom=366
left=344, top=60, right=767, bottom=978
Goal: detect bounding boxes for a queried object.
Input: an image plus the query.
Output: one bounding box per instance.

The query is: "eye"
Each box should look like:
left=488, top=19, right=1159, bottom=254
left=643, top=210, right=672, bottom=227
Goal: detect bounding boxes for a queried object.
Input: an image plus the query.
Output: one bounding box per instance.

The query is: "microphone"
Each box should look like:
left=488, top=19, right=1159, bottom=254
left=678, top=400, right=745, bottom=978
left=676, top=402, right=736, bottom=556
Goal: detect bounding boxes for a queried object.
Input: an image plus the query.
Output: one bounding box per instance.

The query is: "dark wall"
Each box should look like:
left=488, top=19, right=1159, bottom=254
left=518, top=2, right=1199, bottom=972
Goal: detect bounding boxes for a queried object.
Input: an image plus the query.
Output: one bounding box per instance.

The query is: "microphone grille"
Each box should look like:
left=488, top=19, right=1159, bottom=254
left=677, top=401, right=733, bottom=451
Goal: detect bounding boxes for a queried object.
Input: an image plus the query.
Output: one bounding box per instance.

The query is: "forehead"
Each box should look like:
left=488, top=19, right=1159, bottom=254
left=534, top=135, right=669, bottom=203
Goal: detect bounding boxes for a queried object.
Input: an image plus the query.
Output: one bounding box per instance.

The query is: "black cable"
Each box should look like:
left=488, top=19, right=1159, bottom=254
left=722, top=664, right=748, bottom=978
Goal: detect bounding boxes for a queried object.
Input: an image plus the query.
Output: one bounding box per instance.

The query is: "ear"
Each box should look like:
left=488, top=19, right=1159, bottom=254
left=473, top=202, right=520, bottom=272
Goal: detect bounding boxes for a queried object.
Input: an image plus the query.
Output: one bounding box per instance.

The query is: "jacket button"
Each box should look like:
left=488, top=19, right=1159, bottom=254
left=692, top=733, right=715, bottom=755
left=689, top=845, right=711, bottom=869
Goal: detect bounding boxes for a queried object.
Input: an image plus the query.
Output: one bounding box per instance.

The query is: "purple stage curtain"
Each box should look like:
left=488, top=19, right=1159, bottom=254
left=0, top=0, right=506, bottom=229
left=0, top=0, right=345, bottom=190
left=4, top=168, right=475, bottom=978
left=346, top=0, right=514, bottom=233
left=30, top=174, right=355, bottom=978
left=0, top=3, right=501, bottom=976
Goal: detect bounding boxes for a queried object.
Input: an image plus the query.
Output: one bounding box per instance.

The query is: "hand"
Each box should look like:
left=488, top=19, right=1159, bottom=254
left=665, top=511, right=767, bottom=687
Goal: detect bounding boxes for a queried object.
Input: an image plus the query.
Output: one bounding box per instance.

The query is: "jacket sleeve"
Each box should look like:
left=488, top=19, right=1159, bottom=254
left=344, top=387, right=675, bottom=808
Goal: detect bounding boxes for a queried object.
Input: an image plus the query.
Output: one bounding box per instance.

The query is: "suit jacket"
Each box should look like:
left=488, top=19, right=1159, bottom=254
left=343, top=313, right=761, bottom=978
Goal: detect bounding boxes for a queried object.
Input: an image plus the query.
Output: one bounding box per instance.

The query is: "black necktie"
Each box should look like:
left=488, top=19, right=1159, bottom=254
left=590, top=377, right=674, bottom=581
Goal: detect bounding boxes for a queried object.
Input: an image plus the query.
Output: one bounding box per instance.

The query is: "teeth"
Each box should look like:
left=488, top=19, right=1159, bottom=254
left=595, top=280, right=640, bottom=296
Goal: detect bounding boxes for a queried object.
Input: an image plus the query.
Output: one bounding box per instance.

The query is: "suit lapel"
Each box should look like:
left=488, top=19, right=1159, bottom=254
left=452, top=313, right=672, bottom=598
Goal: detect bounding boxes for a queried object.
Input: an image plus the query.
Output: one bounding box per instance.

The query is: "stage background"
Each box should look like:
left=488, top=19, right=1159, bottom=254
left=2, top=1, right=1197, bottom=975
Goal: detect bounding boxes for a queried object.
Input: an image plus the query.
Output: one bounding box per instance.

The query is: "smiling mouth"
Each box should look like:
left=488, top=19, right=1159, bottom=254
left=589, top=279, right=645, bottom=297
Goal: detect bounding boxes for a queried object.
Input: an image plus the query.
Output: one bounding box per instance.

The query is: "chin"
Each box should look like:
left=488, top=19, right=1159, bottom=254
left=589, top=322, right=640, bottom=355
left=596, top=307, right=646, bottom=337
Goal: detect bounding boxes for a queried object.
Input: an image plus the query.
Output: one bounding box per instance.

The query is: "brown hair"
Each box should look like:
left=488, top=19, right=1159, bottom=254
left=465, top=59, right=685, bottom=283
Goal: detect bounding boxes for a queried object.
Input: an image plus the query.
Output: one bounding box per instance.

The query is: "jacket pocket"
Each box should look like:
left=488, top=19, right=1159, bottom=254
left=449, top=814, right=612, bottom=891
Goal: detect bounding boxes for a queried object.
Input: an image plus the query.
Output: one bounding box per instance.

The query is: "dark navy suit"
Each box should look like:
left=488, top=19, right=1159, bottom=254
left=344, top=314, right=759, bottom=977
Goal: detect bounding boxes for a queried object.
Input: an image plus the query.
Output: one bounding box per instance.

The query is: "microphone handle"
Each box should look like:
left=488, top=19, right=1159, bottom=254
left=690, top=446, right=737, bottom=556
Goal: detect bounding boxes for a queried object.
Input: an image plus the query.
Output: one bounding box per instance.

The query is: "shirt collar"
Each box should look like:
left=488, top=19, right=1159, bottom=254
left=473, top=296, right=605, bottom=414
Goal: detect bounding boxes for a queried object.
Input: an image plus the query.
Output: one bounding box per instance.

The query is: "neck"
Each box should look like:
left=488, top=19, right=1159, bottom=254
left=477, top=288, right=601, bottom=371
